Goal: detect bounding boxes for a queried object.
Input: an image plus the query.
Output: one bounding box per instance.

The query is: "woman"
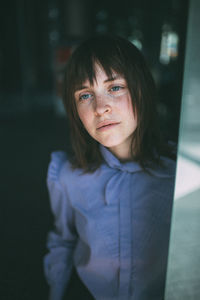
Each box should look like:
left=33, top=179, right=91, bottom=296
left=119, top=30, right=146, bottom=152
left=44, top=35, right=176, bottom=300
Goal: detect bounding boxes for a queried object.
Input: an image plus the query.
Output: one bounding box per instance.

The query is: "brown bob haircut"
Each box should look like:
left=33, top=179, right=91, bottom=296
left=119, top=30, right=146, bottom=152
left=63, top=34, right=174, bottom=172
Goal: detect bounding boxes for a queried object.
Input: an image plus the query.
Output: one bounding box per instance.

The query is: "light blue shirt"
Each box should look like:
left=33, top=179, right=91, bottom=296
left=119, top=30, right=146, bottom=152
left=44, top=145, right=176, bottom=300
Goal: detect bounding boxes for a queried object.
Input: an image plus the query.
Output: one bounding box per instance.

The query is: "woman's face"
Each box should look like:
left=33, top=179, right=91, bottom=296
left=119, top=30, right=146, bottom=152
left=74, top=64, right=137, bottom=160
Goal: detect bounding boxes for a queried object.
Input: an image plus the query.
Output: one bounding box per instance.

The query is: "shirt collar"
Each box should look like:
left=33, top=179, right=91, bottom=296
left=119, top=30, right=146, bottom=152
left=100, top=145, right=142, bottom=173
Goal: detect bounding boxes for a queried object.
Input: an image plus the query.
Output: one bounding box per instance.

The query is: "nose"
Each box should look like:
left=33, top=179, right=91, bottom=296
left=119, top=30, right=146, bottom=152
left=94, top=94, right=111, bottom=116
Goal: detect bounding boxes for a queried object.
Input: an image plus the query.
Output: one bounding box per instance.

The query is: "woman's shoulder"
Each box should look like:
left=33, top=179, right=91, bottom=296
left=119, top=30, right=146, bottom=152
left=47, top=151, right=73, bottom=184
left=47, top=150, right=89, bottom=186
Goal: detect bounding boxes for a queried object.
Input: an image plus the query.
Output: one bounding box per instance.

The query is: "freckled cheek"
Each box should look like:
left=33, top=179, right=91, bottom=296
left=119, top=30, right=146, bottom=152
left=116, top=94, right=134, bottom=112
left=121, top=96, right=137, bottom=126
left=77, top=107, right=86, bottom=124
left=77, top=108, right=94, bottom=130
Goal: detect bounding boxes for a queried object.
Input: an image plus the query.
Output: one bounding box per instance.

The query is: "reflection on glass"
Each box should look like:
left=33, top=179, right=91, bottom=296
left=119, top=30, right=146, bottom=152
left=160, top=24, right=179, bottom=65
left=129, top=29, right=143, bottom=50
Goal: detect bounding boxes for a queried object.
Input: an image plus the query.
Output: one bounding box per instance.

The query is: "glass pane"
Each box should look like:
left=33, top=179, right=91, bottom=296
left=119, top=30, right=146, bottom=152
left=165, top=0, right=200, bottom=298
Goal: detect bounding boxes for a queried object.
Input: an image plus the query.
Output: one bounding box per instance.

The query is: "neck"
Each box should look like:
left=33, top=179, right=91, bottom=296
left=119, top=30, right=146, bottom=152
left=108, top=145, right=132, bottom=162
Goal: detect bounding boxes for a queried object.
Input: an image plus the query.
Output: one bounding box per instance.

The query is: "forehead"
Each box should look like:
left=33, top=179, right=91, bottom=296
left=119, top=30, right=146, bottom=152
left=72, top=58, right=127, bottom=93
left=85, top=65, right=123, bottom=83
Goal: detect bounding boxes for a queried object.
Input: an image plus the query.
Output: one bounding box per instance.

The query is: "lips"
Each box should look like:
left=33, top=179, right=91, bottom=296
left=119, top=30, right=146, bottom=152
left=97, top=120, right=120, bottom=130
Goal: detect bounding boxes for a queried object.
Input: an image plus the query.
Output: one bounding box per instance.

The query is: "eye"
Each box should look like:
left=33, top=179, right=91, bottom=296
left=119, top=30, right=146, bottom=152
left=79, top=93, right=93, bottom=101
left=110, top=85, right=123, bottom=92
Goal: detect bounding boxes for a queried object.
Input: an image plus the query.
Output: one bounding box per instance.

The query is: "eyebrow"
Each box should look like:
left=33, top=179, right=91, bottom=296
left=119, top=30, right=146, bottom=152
left=74, top=75, right=123, bottom=93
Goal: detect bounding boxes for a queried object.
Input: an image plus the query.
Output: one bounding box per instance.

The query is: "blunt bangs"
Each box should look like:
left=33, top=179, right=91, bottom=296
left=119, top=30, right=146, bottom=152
left=68, top=35, right=142, bottom=94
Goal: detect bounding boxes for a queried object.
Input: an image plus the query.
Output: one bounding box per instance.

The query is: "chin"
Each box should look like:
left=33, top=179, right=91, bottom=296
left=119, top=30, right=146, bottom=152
left=98, top=138, right=123, bottom=148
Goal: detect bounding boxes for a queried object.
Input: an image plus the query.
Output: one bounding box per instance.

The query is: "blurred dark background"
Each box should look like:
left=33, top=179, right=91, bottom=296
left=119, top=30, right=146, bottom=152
left=0, top=0, right=188, bottom=299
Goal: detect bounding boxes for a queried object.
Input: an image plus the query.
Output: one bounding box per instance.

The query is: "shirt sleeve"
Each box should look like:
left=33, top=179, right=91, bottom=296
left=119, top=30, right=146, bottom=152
left=43, top=151, right=77, bottom=300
